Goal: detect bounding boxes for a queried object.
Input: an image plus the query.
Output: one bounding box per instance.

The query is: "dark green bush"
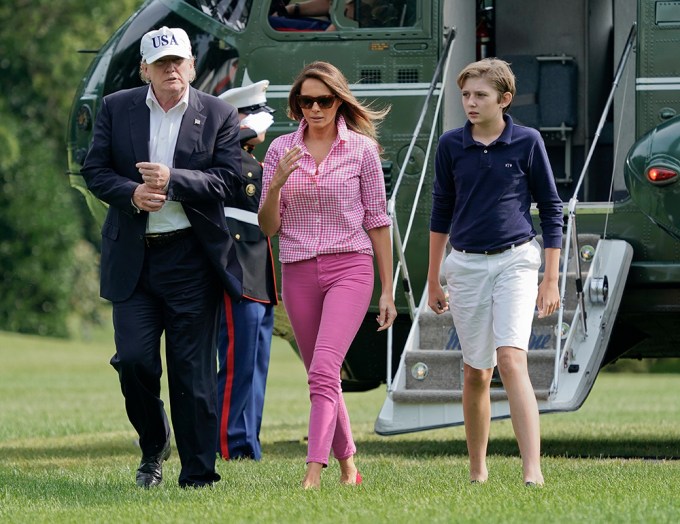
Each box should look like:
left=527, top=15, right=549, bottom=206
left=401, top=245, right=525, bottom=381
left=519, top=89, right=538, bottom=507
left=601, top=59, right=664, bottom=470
left=603, top=358, right=680, bottom=374
left=0, top=0, right=142, bottom=337
left=0, top=126, right=82, bottom=336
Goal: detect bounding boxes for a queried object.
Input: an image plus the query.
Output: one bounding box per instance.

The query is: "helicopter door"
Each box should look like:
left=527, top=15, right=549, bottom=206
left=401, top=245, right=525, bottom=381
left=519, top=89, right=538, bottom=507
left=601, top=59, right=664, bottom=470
left=635, top=1, right=680, bottom=136
left=625, top=1, right=680, bottom=239
left=624, top=115, right=680, bottom=240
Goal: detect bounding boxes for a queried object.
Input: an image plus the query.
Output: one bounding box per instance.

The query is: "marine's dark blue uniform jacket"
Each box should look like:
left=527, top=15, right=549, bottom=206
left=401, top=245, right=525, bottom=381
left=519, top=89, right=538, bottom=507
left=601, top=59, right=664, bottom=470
left=225, top=132, right=278, bottom=304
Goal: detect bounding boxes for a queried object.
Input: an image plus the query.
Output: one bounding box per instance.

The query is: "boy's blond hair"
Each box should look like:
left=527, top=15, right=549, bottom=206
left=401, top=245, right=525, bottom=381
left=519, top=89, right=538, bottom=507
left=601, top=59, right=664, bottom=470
left=456, top=58, right=516, bottom=114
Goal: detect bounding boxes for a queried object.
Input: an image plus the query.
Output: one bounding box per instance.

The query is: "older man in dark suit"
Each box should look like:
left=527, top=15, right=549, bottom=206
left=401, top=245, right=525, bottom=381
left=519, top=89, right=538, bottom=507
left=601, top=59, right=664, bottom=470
left=81, top=26, right=242, bottom=489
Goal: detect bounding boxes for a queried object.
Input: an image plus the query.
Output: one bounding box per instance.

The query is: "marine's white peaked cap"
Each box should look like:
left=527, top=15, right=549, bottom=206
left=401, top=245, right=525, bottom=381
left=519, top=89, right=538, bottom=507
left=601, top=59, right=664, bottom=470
left=219, top=80, right=274, bottom=113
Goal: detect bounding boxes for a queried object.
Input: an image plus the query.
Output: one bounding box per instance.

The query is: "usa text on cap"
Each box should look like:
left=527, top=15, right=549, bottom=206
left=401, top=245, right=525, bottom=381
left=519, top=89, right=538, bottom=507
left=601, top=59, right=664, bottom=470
left=219, top=80, right=275, bottom=114
left=140, top=27, right=192, bottom=64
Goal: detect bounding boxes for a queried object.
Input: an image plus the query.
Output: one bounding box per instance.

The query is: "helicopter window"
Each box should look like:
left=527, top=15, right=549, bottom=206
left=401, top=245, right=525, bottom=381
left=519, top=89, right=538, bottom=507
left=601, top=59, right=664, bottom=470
left=268, top=0, right=416, bottom=32
left=188, top=0, right=253, bottom=31
left=503, top=54, right=578, bottom=184
left=349, top=0, right=416, bottom=28
left=268, top=0, right=332, bottom=31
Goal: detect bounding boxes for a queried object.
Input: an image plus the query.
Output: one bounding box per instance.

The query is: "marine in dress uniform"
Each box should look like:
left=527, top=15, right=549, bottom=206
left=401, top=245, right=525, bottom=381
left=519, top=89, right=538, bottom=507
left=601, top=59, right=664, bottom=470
left=216, top=81, right=279, bottom=460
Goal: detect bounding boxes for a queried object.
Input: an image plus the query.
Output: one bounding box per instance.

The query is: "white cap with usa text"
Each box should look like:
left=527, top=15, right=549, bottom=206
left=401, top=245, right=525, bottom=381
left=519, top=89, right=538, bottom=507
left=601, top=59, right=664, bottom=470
left=140, top=27, right=192, bottom=64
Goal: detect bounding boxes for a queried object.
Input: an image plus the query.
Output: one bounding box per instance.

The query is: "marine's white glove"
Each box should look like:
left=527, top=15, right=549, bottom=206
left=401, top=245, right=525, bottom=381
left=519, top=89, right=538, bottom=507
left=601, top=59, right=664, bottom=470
left=241, top=112, right=274, bottom=135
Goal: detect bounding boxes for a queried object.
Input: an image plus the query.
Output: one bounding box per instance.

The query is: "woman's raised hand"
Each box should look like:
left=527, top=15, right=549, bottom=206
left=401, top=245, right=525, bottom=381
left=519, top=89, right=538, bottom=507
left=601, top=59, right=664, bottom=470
left=272, top=146, right=303, bottom=189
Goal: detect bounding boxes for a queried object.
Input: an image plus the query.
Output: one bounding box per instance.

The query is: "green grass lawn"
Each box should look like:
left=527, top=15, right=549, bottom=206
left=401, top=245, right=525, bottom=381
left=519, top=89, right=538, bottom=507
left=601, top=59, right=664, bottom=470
left=1, top=326, right=679, bottom=523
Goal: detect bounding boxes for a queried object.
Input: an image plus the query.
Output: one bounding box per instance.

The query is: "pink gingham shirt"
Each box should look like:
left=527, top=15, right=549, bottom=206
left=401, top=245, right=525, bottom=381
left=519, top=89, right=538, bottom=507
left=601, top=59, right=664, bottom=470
left=261, top=116, right=391, bottom=263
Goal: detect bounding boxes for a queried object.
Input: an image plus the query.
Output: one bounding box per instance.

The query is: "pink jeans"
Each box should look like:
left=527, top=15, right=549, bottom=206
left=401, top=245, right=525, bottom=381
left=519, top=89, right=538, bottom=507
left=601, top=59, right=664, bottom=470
left=282, top=253, right=374, bottom=465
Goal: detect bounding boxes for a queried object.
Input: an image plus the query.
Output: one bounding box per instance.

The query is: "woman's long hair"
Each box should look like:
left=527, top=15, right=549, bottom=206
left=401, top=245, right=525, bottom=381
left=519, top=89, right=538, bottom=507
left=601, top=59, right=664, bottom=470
left=287, top=61, right=390, bottom=145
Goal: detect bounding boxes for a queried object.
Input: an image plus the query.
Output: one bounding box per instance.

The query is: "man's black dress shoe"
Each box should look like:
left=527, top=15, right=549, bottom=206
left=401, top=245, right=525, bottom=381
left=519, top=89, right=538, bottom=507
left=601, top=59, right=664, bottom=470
left=136, top=439, right=171, bottom=488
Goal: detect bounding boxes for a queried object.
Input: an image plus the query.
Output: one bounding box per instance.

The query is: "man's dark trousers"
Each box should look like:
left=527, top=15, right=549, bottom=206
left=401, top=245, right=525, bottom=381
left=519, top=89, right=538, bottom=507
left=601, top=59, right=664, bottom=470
left=110, top=231, right=221, bottom=487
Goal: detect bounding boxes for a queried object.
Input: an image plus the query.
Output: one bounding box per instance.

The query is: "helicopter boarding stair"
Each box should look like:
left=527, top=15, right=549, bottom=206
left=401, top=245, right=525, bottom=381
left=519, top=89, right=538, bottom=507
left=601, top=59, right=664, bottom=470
left=375, top=233, right=633, bottom=435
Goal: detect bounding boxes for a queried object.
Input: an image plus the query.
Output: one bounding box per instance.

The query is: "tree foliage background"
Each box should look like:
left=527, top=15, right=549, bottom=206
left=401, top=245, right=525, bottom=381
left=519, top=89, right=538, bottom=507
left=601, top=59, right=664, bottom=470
left=0, top=0, right=143, bottom=336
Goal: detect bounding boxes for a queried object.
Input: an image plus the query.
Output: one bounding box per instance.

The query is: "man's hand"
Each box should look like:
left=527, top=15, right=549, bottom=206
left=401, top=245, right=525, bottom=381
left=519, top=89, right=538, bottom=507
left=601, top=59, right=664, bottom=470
left=136, top=162, right=170, bottom=192
left=242, top=112, right=274, bottom=135
left=132, top=183, right=167, bottom=212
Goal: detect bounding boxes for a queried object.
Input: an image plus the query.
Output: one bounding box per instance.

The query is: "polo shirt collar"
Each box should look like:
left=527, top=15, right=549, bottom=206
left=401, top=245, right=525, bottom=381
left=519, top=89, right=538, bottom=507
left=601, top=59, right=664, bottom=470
left=462, top=113, right=515, bottom=148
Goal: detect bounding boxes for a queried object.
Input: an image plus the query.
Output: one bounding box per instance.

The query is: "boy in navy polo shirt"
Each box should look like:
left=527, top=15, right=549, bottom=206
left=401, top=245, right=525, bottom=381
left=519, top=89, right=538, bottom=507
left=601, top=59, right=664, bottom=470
left=427, top=58, right=563, bottom=486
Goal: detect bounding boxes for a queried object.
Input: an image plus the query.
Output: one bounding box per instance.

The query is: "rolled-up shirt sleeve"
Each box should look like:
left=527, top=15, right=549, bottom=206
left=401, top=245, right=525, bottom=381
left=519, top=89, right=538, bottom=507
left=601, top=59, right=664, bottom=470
left=361, top=139, right=391, bottom=230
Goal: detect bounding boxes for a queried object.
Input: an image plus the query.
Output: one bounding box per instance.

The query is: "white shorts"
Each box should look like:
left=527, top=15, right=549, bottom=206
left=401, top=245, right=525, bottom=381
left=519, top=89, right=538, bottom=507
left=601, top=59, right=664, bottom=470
left=444, top=239, right=542, bottom=369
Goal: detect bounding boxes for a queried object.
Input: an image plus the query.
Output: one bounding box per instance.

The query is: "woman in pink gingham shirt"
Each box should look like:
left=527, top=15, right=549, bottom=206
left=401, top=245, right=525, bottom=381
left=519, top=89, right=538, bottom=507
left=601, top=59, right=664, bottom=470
left=259, top=61, right=396, bottom=489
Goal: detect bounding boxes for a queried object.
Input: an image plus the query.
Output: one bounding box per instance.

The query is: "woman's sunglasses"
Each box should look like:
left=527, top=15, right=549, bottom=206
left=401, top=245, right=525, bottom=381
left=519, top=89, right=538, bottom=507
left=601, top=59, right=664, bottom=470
left=297, top=95, right=337, bottom=109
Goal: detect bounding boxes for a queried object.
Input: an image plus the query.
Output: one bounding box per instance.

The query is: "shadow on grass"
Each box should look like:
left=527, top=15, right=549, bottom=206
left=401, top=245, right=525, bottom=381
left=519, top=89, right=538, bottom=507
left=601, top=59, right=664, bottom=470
left=539, top=437, right=680, bottom=460
left=3, top=436, right=678, bottom=463
left=0, top=438, right=138, bottom=461
left=264, top=437, right=680, bottom=461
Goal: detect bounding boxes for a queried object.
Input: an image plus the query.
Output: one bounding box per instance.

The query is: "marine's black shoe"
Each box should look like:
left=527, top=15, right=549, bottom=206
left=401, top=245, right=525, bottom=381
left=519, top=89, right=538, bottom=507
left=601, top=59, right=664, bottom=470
left=136, top=438, right=171, bottom=488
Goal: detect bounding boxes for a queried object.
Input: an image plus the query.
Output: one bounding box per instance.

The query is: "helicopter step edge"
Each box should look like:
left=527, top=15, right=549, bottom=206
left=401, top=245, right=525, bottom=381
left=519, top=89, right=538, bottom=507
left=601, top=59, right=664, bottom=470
left=374, top=236, right=633, bottom=435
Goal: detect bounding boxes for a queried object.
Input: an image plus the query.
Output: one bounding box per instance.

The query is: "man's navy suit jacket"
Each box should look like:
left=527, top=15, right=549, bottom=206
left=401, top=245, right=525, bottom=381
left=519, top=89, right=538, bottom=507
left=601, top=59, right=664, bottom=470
left=82, top=85, right=243, bottom=302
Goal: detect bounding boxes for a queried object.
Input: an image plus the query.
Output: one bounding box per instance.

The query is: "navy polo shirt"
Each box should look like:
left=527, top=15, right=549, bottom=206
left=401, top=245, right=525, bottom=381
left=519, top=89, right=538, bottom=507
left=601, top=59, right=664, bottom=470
left=430, top=115, right=563, bottom=252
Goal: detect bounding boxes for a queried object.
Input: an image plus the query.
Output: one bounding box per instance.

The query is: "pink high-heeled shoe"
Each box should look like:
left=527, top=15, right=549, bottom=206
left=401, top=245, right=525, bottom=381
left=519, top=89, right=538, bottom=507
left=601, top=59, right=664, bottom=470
left=341, top=471, right=362, bottom=485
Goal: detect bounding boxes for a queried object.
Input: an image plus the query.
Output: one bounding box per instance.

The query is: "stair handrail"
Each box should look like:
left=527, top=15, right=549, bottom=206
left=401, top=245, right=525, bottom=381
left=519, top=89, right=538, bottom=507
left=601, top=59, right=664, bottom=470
left=385, top=27, right=456, bottom=389
left=391, top=37, right=457, bottom=309
left=550, top=23, right=637, bottom=394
